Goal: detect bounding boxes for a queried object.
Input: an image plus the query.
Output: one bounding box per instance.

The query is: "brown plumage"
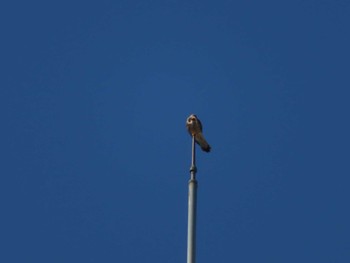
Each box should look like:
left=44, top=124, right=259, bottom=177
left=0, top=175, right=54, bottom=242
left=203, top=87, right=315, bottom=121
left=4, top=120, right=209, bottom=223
left=186, top=114, right=211, bottom=152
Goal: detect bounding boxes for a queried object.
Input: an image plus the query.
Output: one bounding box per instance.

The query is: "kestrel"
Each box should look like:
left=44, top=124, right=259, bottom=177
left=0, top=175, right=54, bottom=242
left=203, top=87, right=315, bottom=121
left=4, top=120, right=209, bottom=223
left=186, top=114, right=211, bottom=152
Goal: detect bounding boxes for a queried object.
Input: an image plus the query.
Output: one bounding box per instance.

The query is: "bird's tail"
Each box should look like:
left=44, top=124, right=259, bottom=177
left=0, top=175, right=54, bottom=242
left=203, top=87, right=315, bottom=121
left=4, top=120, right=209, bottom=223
left=195, top=133, right=211, bottom=152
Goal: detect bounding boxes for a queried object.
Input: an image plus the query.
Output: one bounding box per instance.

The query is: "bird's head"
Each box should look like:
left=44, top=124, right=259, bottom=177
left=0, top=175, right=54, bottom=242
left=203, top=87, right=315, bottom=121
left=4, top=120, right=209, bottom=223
left=187, top=114, right=197, bottom=124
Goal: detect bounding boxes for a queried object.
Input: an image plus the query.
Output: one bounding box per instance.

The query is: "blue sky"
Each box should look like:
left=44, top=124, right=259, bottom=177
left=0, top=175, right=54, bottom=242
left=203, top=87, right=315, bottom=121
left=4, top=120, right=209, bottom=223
left=1, top=1, right=350, bottom=262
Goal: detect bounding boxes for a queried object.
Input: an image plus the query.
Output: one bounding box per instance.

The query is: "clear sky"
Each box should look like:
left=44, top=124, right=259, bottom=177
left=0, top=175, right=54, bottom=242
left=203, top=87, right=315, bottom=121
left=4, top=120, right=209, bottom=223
left=1, top=1, right=350, bottom=262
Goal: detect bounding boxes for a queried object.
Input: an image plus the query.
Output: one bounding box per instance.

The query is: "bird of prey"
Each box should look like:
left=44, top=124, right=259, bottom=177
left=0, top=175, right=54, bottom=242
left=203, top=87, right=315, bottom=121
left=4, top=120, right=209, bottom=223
left=186, top=114, right=211, bottom=152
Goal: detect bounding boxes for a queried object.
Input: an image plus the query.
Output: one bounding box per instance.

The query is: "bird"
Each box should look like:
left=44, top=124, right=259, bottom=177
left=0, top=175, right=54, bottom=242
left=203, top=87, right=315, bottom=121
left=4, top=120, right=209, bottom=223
left=186, top=114, right=211, bottom=152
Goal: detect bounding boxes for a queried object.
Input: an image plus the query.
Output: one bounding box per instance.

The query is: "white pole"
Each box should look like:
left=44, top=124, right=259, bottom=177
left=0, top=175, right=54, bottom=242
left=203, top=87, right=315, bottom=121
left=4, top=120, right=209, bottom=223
left=187, top=136, right=197, bottom=263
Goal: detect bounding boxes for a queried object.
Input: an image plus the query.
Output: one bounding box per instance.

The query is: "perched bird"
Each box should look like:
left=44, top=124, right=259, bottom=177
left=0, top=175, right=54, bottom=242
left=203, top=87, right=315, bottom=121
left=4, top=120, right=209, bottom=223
left=186, top=114, right=211, bottom=152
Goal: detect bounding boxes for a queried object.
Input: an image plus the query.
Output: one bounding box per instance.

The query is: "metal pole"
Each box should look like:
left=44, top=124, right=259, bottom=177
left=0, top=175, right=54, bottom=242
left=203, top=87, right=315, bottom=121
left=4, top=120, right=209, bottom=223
left=187, top=136, right=197, bottom=263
